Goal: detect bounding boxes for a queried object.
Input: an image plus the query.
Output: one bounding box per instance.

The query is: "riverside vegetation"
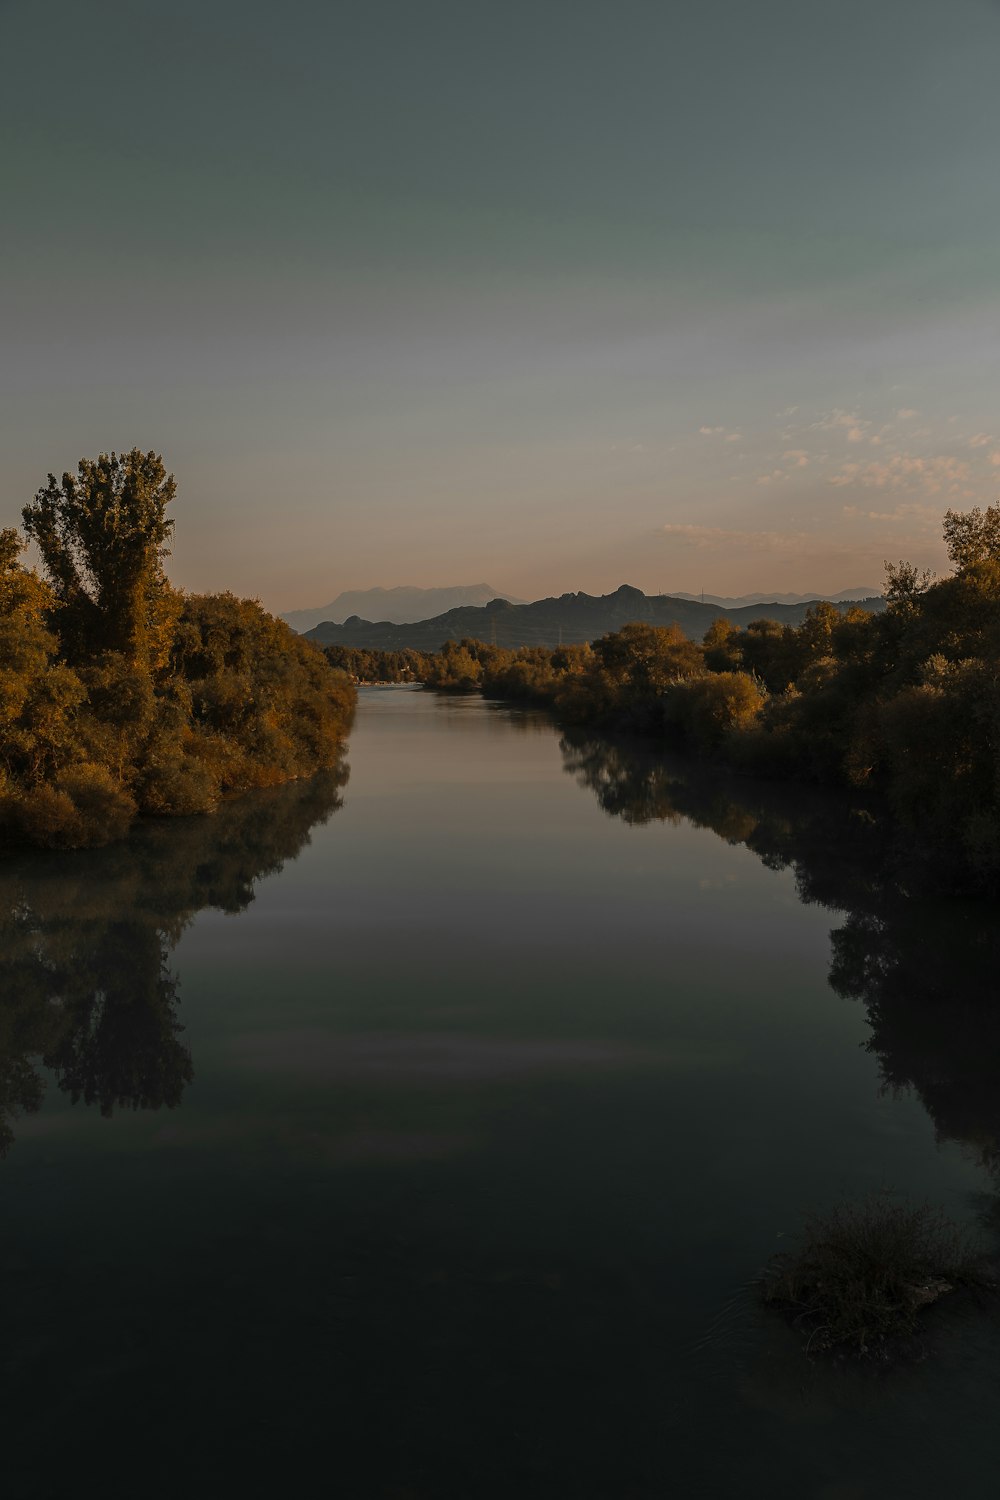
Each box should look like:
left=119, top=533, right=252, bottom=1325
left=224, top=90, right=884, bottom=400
left=1, top=450, right=355, bottom=849
left=759, top=1194, right=988, bottom=1359
left=329, top=506, right=1000, bottom=890
left=560, top=730, right=1000, bottom=1356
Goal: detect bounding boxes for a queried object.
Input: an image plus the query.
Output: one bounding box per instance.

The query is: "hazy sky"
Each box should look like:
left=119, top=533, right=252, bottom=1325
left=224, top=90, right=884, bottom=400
left=4, top=0, right=1000, bottom=608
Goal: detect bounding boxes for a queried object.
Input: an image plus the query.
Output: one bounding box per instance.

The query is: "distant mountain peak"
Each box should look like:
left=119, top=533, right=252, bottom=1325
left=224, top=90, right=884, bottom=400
left=305, top=585, right=886, bottom=652
left=668, top=587, right=882, bottom=609
left=281, top=583, right=525, bottom=633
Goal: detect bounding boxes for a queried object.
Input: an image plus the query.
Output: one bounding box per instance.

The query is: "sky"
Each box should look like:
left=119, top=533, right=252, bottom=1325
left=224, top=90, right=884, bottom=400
left=3, top=0, right=1000, bottom=610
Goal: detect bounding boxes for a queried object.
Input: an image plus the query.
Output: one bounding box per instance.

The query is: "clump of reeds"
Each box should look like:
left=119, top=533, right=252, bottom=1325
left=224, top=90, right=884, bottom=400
left=760, top=1192, right=991, bottom=1358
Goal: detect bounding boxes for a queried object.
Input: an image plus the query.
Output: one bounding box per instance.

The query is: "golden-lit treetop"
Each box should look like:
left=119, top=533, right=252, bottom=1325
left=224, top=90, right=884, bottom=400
left=22, top=449, right=176, bottom=668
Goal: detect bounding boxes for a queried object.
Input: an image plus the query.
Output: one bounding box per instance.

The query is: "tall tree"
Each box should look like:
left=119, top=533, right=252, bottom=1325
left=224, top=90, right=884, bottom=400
left=942, top=504, right=1000, bottom=573
left=0, top=527, right=83, bottom=787
left=22, top=449, right=177, bottom=667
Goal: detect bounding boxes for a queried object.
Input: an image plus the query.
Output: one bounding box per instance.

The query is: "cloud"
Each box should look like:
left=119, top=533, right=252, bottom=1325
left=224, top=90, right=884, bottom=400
left=812, top=409, right=869, bottom=437
left=858, top=503, right=939, bottom=523
left=659, top=512, right=944, bottom=579
left=969, top=433, right=994, bottom=448
left=896, top=408, right=919, bottom=421
left=782, top=450, right=809, bottom=467
left=724, top=431, right=742, bottom=443
left=830, top=452, right=973, bottom=495
left=698, top=425, right=725, bottom=436
left=991, top=452, right=1000, bottom=467
left=661, top=523, right=810, bottom=555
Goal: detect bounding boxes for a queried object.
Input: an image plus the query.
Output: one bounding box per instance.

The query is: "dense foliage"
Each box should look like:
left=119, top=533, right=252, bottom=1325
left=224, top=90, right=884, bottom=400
left=1, top=450, right=355, bottom=849
left=323, top=644, right=432, bottom=683
left=361, top=507, right=999, bottom=886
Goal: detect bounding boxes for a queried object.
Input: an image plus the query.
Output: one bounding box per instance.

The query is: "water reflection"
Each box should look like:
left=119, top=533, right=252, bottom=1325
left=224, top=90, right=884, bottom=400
left=561, top=728, right=1000, bottom=1179
left=0, top=763, right=348, bottom=1155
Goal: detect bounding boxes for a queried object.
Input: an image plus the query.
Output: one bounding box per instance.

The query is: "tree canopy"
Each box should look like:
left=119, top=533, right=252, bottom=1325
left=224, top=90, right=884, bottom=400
left=1, top=451, right=355, bottom=850
left=23, top=449, right=177, bottom=667
left=387, top=506, right=1000, bottom=890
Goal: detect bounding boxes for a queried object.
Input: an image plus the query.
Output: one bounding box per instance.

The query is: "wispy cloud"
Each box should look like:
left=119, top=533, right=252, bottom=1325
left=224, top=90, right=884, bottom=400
left=830, top=453, right=974, bottom=495
left=662, top=523, right=809, bottom=554
left=811, top=409, right=868, bottom=436
left=841, top=502, right=938, bottom=523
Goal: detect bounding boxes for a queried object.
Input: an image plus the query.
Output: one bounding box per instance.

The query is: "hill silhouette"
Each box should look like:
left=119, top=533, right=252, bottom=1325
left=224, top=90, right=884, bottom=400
left=669, top=587, right=881, bottom=608
left=304, top=585, right=885, bottom=651
left=282, top=583, right=522, bottom=633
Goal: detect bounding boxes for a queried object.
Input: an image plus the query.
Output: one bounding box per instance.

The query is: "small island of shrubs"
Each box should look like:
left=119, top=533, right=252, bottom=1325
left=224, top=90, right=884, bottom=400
left=1, top=449, right=355, bottom=849
left=760, top=1194, right=991, bottom=1360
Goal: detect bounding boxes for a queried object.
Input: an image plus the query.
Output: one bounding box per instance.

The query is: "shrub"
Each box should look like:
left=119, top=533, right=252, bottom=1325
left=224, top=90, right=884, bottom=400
left=1, top=459, right=357, bottom=851
left=138, top=755, right=218, bottom=816
left=760, top=1193, right=990, bottom=1358
left=10, top=764, right=137, bottom=849
left=670, top=671, right=766, bottom=751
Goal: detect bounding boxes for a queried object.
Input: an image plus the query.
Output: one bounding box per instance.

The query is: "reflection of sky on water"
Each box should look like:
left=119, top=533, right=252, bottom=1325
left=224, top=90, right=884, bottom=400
left=3, top=687, right=1000, bottom=1496
left=227, top=1031, right=736, bottom=1081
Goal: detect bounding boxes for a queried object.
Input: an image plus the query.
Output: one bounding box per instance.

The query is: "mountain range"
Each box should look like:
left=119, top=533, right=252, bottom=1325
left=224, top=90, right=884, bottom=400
left=282, top=583, right=522, bottom=633
left=304, top=585, right=886, bottom=652
left=669, top=587, right=881, bottom=608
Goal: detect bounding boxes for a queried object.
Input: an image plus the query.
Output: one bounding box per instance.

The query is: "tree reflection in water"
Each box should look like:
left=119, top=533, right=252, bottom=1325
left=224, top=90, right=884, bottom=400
left=6, top=726, right=997, bottom=1185
left=0, top=761, right=348, bottom=1155
left=561, top=728, right=1000, bottom=1179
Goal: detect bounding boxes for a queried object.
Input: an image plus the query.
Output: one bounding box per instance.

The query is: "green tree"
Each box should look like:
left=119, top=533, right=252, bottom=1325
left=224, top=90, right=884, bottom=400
left=592, top=622, right=702, bottom=691
left=23, top=449, right=178, bottom=668
left=702, top=617, right=741, bottom=672
left=2, top=450, right=357, bottom=849
left=0, top=528, right=84, bottom=791
left=883, top=558, right=933, bottom=617
left=423, top=639, right=484, bottom=690
left=942, top=504, right=1000, bottom=572
left=672, top=671, right=766, bottom=751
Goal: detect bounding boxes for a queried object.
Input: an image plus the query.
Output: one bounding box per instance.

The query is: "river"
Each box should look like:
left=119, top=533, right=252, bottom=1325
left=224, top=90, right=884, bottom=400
left=2, top=686, right=999, bottom=1497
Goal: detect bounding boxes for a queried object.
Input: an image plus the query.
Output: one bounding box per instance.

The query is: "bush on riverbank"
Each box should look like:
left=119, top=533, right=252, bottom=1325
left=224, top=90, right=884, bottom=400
left=0, top=451, right=355, bottom=849
left=760, top=1194, right=990, bottom=1358
left=323, top=644, right=432, bottom=683
left=384, top=506, right=1000, bottom=889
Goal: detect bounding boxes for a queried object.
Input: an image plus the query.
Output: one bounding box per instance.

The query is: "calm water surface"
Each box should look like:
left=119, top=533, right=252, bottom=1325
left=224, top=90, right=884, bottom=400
left=3, top=687, right=999, bottom=1497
